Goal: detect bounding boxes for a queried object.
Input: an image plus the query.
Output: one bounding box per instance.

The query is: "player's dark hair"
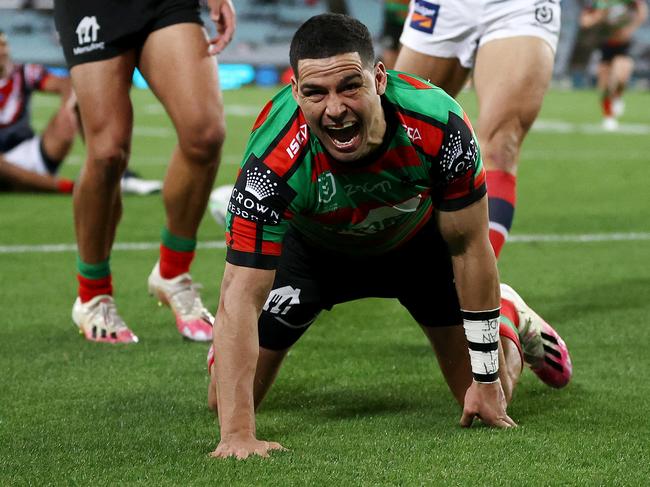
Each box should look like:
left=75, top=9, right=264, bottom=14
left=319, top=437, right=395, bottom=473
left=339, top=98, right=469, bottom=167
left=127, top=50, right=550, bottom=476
left=290, top=13, right=375, bottom=76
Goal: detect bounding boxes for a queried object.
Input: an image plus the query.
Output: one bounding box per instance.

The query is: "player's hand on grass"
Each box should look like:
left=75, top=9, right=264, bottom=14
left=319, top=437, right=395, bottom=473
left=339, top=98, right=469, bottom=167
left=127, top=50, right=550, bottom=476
left=207, top=0, right=236, bottom=55
left=211, top=436, right=285, bottom=460
left=460, top=380, right=517, bottom=429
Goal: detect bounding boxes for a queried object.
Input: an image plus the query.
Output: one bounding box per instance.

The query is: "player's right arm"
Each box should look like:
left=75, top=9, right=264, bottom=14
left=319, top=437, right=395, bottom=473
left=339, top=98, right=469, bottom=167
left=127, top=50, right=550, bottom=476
left=210, top=262, right=285, bottom=459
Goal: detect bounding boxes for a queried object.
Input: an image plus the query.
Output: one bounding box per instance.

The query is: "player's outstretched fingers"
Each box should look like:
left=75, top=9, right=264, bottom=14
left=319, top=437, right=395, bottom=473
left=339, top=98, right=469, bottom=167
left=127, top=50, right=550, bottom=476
left=503, top=414, right=518, bottom=428
left=459, top=410, right=477, bottom=428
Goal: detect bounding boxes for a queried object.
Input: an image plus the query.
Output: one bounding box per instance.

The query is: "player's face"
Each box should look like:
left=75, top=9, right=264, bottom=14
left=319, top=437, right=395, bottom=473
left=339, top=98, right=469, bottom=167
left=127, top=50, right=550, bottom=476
left=292, top=52, right=388, bottom=163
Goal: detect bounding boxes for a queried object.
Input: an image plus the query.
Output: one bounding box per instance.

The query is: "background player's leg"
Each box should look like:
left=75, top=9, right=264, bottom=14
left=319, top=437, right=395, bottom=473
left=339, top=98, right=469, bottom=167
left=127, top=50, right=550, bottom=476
left=68, top=53, right=138, bottom=343
left=596, top=60, right=616, bottom=127
left=421, top=325, right=522, bottom=406
left=610, top=54, right=633, bottom=116
left=394, top=46, right=470, bottom=97
left=473, top=37, right=554, bottom=258
left=40, top=94, right=78, bottom=170
left=138, top=23, right=225, bottom=340
left=139, top=23, right=225, bottom=242
left=71, top=53, right=136, bottom=266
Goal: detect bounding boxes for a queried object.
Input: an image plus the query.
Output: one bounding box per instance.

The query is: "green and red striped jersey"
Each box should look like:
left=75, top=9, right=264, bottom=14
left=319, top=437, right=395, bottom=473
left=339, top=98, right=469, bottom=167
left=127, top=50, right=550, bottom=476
left=225, top=71, right=485, bottom=270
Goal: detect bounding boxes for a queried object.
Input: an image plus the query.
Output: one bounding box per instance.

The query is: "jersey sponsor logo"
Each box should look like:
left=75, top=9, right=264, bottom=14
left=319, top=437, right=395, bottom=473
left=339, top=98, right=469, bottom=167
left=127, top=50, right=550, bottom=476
left=285, top=123, right=309, bottom=159
left=73, top=16, right=104, bottom=55
left=438, top=111, right=478, bottom=181
left=402, top=124, right=422, bottom=142
left=344, top=181, right=392, bottom=197
left=410, top=0, right=440, bottom=34
left=263, top=286, right=301, bottom=316
left=230, top=155, right=296, bottom=225
left=339, top=194, right=422, bottom=236
left=317, top=171, right=337, bottom=204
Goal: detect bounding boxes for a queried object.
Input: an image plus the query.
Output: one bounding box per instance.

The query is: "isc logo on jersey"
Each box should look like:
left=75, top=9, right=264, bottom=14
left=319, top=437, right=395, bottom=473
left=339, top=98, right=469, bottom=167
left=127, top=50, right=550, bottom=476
left=285, top=123, right=308, bottom=159
left=402, top=124, right=422, bottom=142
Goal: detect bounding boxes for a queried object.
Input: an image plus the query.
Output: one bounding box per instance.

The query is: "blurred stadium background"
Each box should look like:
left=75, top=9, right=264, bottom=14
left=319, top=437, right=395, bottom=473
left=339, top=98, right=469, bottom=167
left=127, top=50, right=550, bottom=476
left=2, top=0, right=650, bottom=88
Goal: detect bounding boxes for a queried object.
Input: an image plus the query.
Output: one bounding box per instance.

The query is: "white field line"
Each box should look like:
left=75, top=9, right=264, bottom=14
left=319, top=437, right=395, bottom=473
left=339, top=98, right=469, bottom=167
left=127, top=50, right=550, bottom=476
left=532, top=119, right=650, bottom=135
left=65, top=154, right=242, bottom=166
left=1, top=232, right=649, bottom=255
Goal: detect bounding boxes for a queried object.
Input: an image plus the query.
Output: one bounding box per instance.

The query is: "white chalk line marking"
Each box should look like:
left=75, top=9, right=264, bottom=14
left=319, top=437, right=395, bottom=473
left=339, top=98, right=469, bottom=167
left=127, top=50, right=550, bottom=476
left=1, top=232, right=649, bottom=254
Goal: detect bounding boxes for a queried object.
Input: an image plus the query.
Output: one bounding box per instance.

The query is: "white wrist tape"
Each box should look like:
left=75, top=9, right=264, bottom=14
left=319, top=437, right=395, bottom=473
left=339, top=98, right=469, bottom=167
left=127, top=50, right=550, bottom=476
left=461, top=308, right=501, bottom=383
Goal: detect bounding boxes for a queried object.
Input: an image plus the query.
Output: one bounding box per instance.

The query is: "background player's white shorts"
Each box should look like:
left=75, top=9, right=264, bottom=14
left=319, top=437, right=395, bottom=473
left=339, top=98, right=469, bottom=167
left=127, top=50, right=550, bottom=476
left=400, top=0, right=561, bottom=68
left=3, top=136, right=52, bottom=175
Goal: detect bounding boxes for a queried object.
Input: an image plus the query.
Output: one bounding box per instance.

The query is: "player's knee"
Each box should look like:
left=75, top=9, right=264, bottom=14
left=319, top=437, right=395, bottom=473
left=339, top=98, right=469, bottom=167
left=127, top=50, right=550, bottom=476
left=480, top=131, right=520, bottom=173
left=178, top=118, right=225, bottom=166
left=87, top=142, right=130, bottom=183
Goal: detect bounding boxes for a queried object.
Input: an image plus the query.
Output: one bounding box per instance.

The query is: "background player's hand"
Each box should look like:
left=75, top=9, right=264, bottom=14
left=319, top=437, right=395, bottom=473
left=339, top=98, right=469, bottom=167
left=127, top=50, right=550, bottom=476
left=460, top=380, right=517, bottom=429
left=207, top=0, right=236, bottom=55
left=210, top=436, right=285, bottom=460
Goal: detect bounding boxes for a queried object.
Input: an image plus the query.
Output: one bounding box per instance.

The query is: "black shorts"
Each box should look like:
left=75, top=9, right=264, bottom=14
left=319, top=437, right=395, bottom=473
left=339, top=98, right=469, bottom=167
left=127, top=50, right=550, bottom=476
left=258, top=217, right=462, bottom=351
left=599, top=42, right=631, bottom=63
left=54, top=0, right=202, bottom=68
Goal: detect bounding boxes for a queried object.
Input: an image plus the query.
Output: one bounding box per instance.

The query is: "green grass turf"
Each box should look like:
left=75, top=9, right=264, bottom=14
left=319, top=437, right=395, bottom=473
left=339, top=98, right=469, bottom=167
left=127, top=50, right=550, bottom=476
left=1, top=86, right=649, bottom=485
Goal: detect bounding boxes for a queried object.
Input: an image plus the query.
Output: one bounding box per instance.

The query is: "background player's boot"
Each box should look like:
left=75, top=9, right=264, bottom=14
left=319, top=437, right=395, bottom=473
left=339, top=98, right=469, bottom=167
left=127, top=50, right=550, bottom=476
left=120, top=169, right=163, bottom=195
left=500, top=284, right=572, bottom=388
left=147, top=263, right=213, bottom=341
left=72, top=295, right=139, bottom=344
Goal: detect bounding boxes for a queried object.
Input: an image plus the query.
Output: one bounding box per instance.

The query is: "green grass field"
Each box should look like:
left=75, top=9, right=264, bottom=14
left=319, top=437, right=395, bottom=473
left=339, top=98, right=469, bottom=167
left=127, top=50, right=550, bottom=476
left=1, top=86, right=649, bottom=485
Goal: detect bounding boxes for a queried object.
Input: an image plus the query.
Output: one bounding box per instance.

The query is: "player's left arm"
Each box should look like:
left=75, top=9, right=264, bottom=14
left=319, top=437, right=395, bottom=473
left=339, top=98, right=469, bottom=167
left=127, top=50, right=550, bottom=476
left=437, top=196, right=516, bottom=429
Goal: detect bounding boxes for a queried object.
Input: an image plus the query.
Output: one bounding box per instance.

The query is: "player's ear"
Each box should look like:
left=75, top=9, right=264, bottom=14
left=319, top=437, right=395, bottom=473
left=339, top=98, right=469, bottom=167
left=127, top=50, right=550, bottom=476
left=291, top=75, right=299, bottom=102
left=374, top=62, right=388, bottom=96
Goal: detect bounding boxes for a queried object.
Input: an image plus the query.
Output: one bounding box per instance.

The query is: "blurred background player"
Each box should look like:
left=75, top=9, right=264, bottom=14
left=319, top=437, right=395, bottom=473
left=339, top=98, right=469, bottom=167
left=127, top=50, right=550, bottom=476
left=395, top=0, right=562, bottom=259
left=1, top=30, right=163, bottom=195
left=580, top=0, right=648, bottom=131
left=53, top=0, right=236, bottom=344
left=380, top=0, right=410, bottom=69
left=0, top=29, right=76, bottom=194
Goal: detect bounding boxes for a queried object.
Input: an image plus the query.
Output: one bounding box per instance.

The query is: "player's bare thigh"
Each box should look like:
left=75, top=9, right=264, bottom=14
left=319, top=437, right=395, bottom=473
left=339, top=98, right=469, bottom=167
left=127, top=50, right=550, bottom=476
left=472, top=36, right=554, bottom=173
left=69, top=52, right=137, bottom=159
left=138, top=22, right=225, bottom=149
left=394, top=45, right=470, bottom=97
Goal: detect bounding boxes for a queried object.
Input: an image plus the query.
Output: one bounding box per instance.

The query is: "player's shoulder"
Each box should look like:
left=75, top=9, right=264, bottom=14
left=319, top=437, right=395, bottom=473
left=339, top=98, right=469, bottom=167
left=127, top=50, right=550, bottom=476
left=244, top=84, right=313, bottom=177
left=250, top=84, right=299, bottom=134
left=385, top=70, right=464, bottom=124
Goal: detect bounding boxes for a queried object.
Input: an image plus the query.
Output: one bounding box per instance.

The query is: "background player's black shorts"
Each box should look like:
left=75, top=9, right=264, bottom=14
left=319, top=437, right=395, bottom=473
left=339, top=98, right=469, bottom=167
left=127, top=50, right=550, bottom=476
left=258, top=217, right=462, bottom=350
left=54, top=0, right=202, bottom=68
left=599, top=42, right=631, bottom=63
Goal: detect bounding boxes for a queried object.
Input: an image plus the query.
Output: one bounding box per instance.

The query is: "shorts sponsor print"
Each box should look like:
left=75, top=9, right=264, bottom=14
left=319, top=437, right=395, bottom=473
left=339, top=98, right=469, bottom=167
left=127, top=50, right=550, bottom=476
left=54, top=0, right=202, bottom=67
left=400, top=0, right=561, bottom=68
left=257, top=220, right=462, bottom=350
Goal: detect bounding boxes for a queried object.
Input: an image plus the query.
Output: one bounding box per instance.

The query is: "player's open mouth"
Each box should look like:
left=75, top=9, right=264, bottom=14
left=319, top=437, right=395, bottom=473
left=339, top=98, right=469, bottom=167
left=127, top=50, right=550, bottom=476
left=324, top=121, right=360, bottom=151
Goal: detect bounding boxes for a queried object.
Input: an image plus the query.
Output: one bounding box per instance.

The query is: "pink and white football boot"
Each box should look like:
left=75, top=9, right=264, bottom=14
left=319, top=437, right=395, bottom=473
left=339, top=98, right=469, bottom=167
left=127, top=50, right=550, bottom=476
left=148, top=262, right=214, bottom=341
left=72, top=295, right=139, bottom=344
left=500, top=284, right=573, bottom=388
